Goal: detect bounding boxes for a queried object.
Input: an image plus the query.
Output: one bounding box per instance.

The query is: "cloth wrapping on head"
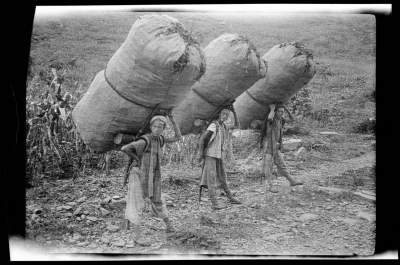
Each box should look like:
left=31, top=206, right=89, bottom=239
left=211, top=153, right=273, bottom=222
left=220, top=108, right=231, bottom=116
left=150, top=115, right=168, bottom=126
left=124, top=134, right=168, bottom=225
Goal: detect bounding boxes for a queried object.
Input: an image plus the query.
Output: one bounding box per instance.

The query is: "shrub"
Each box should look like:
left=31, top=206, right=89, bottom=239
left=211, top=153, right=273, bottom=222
left=287, top=86, right=313, bottom=118
left=308, top=107, right=346, bottom=126
left=352, top=118, right=376, bottom=134
left=26, top=66, right=102, bottom=187
left=365, top=90, right=375, bottom=102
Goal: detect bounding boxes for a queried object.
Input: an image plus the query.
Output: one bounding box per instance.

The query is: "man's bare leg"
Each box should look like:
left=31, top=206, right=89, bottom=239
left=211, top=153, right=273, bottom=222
left=264, top=153, right=279, bottom=193
left=275, top=152, right=303, bottom=186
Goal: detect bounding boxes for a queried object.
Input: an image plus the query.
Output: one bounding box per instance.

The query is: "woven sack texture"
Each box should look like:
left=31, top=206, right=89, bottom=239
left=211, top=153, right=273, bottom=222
left=172, top=33, right=267, bottom=135
left=72, top=15, right=205, bottom=152
left=234, top=42, right=316, bottom=129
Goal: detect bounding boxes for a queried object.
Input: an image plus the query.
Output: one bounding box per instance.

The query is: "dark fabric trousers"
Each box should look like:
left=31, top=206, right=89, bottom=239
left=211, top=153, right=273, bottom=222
left=200, top=156, right=230, bottom=199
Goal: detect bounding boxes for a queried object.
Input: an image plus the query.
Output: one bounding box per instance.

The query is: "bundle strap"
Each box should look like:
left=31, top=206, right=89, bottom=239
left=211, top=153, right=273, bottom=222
left=245, top=90, right=269, bottom=107
left=192, top=88, right=220, bottom=108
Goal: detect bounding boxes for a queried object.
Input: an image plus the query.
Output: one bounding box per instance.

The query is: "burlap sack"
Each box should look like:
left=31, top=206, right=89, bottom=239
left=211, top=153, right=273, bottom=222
left=172, top=33, right=267, bottom=135
left=72, top=15, right=205, bottom=152
left=234, top=42, right=316, bottom=129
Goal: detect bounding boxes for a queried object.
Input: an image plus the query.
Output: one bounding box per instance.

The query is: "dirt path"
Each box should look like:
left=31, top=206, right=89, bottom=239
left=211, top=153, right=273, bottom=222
left=25, top=151, right=376, bottom=256
left=217, top=151, right=376, bottom=255
left=301, top=151, right=375, bottom=184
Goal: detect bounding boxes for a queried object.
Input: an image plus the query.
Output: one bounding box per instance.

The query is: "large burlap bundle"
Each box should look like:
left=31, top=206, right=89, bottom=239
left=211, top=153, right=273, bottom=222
left=72, top=15, right=205, bottom=153
left=234, top=42, right=316, bottom=129
left=106, top=14, right=205, bottom=109
left=172, top=33, right=267, bottom=135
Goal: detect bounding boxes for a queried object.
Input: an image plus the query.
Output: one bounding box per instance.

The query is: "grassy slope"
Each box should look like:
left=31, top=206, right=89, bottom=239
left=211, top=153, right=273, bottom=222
left=30, top=11, right=376, bottom=132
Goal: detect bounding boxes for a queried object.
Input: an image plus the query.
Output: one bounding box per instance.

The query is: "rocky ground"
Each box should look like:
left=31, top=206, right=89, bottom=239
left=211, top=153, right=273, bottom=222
left=24, top=131, right=376, bottom=257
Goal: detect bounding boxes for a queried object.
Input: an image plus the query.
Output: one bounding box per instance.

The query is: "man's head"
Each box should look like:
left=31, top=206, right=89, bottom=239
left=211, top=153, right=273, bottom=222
left=275, top=105, right=285, bottom=120
left=63, top=92, right=72, bottom=103
left=219, top=109, right=230, bottom=122
left=150, top=115, right=168, bottom=136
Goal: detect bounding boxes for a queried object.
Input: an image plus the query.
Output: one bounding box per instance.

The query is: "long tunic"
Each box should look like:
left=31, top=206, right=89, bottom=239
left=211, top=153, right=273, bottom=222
left=200, top=121, right=230, bottom=197
left=124, top=134, right=168, bottom=224
left=263, top=117, right=283, bottom=156
left=261, top=117, right=290, bottom=180
left=200, top=156, right=229, bottom=195
left=223, top=118, right=235, bottom=167
left=205, top=121, right=226, bottom=159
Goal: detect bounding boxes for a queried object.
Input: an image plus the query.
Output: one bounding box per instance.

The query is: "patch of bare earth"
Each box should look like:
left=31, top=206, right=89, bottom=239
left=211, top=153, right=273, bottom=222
left=26, top=133, right=376, bottom=256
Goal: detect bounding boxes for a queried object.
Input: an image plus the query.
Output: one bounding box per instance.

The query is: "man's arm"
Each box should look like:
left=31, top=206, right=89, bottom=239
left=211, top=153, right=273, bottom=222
left=164, top=113, right=183, bottom=143
left=260, top=107, right=274, bottom=149
left=278, top=119, right=285, bottom=151
left=123, top=156, right=133, bottom=187
left=198, top=130, right=213, bottom=159
left=121, top=143, right=137, bottom=158
left=120, top=142, right=138, bottom=187
left=232, top=108, right=239, bottom=129
left=224, top=105, right=239, bottom=130
left=121, top=138, right=148, bottom=159
left=120, top=139, right=146, bottom=186
left=268, top=104, right=276, bottom=121
left=114, top=133, right=136, bottom=146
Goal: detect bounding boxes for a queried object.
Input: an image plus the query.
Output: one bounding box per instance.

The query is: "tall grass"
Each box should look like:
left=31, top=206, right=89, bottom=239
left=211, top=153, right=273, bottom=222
left=26, top=66, right=105, bottom=186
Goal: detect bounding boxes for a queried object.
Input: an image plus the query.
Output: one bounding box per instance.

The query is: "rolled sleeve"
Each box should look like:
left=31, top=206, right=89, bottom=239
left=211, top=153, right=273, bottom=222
left=122, top=139, right=147, bottom=158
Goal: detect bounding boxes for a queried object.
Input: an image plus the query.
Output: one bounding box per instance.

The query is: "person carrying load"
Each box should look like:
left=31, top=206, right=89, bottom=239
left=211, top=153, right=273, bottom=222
left=119, top=112, right=181, bottom=246
left=198, top=106, right=242, bottom=210
left=260, top=104, right=303, bottom=193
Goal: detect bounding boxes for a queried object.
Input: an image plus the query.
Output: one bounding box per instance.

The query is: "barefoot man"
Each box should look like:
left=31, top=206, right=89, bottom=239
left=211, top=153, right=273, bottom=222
left=120, top=113, right=181, bottom=246
left=198, top=108, right=241, bottom=210
left=260, top=104, right=303, bottom=193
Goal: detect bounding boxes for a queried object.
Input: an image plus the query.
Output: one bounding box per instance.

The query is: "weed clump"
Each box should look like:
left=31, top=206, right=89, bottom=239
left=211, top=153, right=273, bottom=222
left=352, top=118, right=375, bottom=134
left=287, top=86, right=313, bottom=118
left=26, top=65, right=104, bottom=187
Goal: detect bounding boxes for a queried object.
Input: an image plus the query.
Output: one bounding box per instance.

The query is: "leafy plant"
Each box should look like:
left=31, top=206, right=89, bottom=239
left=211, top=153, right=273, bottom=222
left=287, top=86, right=313, bottom=118
left=26, top=65, right=102, bottom=187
